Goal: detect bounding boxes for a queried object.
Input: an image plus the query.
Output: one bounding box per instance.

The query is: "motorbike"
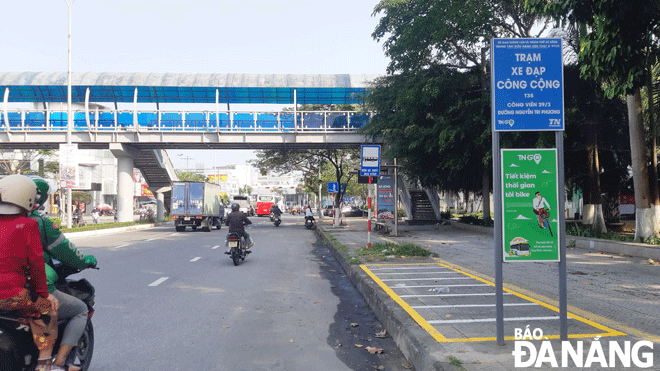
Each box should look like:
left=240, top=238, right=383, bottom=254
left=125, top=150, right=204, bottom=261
left=72, top=213, right=86, bottom=227
left=272, top=214, right=281, bottom=227
left=0, top=263, right=96, bottom=371
left=304, top=216, right=316, bottom=230
left=225, top=232, right=250, bottom=266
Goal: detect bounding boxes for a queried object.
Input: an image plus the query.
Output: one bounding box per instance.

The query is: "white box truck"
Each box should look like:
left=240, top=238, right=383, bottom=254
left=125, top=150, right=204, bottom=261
left=171, top=181, right=225, bottom=232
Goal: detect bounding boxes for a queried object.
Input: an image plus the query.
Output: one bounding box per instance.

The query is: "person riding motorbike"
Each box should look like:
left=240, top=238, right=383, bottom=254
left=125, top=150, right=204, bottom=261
left=28, top=175, right=97, bottom=371
left=225, top=203, right=254, bottom=250
left=0, top=174, right=60, bottom=370
left=270, top=204, right=282, bottom=218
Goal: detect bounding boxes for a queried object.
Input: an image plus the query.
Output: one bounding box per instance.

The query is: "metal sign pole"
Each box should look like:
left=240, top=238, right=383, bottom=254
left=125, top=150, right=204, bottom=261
left=493, top=131, right=505, bottom=345
left=557, top=131, right=568, bottom=340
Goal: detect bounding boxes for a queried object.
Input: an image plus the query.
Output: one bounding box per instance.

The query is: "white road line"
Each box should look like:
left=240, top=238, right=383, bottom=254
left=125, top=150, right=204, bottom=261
left=381, top=277, right=468, bottom=281
left=146, top=238, right=158, bottom=242
left=190, top=257, right=202, bottom=262
left=392, top=284, right=490, bottom=288
left=413, top=303, right=538, bottom=309
left=148, top=277, right=169, bottom=286
left=211, top=245, right=220, bottom=249
left=369, top=267, right=450, bottom=271
left=113, top=244, right=129, bottom=249
left=169, top=233, right=179, bottom=237
left=427, top=316, right=564, bottom=325
left=399, top=293, right=512, bottom=298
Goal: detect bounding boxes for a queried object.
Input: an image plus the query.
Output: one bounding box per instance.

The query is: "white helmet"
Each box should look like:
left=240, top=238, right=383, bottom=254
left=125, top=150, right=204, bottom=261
left=0, top=174, right=38, bottom=212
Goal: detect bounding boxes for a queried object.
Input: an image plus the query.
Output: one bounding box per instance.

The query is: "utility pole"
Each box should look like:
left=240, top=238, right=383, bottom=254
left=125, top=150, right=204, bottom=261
left=65, top=0, right=75, bottom=229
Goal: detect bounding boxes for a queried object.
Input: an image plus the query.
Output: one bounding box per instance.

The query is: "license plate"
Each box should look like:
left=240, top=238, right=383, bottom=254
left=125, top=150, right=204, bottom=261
left=228, top=241, right=238, bottom=248
left=184, top=217, right=190, bottom=221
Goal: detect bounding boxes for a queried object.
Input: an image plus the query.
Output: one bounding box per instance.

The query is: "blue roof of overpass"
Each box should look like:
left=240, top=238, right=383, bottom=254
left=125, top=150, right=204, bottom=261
left=0, top=72, right=381, bottom=105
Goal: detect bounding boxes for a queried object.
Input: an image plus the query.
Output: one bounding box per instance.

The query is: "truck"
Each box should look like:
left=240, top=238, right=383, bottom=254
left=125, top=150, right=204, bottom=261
left=171, top=181, right=225, bottom=232
left=231, top=195, right=253, bottom=216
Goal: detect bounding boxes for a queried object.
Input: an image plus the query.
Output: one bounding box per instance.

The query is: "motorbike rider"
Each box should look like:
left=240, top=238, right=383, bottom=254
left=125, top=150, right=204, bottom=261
left=28, top=176, right=97, bottom=371
left=91, top=208, right=100, bottom=224
left=225, top=203, right=254, bottom=250
left=0, top=174, right=60, bottom=370
left=270, top=204, right=282, bottom=218
left=304, top=204, right=315, bottom=225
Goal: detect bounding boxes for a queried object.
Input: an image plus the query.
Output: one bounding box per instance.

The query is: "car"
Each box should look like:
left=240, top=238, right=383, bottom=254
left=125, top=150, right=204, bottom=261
left=341, top=205, right=366, bottom=217
left=323, top=205, right=335, bottom=216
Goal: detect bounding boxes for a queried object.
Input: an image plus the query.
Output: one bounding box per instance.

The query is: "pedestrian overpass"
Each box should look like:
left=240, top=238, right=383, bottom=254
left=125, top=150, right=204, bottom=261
left=0, top=72, right=382, bottom=221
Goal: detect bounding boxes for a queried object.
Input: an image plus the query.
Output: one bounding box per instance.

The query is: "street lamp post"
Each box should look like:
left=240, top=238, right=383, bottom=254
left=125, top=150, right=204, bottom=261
left=65, top=0, right=75, bottom=229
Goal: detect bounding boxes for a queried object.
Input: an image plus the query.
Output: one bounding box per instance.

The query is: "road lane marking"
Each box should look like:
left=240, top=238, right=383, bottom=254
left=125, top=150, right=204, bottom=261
left=169, top=233, right=179, bottom=237
left=148, top=277, right=169, bottom=286
left=190, top=257, right=202, bottom=262
left=392, top=284, right=490, bottom=289
left=113, top=244, right=129, bottom=249
left=399, top=292, right=511, bottom=298
left=211, top=245, right=220, bottom=249
left=146, top=238, right=158, bottom=241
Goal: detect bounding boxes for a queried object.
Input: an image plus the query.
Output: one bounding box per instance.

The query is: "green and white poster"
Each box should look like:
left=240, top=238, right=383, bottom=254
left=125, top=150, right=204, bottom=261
left=502, top=149, right=559, bottom=262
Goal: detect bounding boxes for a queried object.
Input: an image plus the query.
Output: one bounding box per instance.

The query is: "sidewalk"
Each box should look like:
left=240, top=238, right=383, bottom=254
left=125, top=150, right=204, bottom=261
left=315, top=217, right=660, bottom=371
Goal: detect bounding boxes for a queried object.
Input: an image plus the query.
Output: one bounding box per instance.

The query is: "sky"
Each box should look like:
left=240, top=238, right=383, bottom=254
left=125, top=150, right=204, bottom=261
left=3, top=1, right=390, bottom=171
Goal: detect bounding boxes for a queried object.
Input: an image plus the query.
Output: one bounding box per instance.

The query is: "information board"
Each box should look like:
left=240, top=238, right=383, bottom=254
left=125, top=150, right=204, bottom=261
left=327, top=182, right=338, bottom=193
left=492, top=38, right=564, bottom=132
left=502, top=149, right=559, bottom=262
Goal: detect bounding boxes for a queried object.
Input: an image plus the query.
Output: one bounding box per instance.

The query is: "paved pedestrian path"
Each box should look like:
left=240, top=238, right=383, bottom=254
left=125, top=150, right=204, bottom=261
left=316, top=217, right=660, bottom=371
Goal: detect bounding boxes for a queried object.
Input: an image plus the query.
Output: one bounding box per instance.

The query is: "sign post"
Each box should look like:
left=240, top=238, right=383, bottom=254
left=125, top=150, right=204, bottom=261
left=491, top=38, right=566, bottom=344
left=361, top=145, right=380, bottom=249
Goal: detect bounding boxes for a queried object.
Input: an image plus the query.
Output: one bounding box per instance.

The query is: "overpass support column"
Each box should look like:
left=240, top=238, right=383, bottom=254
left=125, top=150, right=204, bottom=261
left=110, top=144, right=140, bottom=223
left=156, top=192, right=165, bottom=222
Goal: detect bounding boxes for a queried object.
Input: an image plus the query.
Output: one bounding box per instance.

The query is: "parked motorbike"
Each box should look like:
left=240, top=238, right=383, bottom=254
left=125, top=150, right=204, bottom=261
left=304, top=216, right=316, bottom=230
left=0, top=263, right=97, bottom=371
left=224, top=232, right=250, bottom=266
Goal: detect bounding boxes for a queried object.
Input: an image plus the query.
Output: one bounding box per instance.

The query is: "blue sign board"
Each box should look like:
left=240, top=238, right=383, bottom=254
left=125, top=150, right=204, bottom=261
left=492, top=38, right=564, bottom=132
left=360, top=145, right=381, bottom=177
left=327, top=182, right=338, bottom=193
left=340, top=183, right=346, bottom=192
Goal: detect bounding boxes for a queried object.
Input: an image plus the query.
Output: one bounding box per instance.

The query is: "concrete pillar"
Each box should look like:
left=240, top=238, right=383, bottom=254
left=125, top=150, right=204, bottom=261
left=156, top=192, right=165, bottom=222
left=116, top=157, right=134, bottom=223
left=110, top=144, right=139, bottom=223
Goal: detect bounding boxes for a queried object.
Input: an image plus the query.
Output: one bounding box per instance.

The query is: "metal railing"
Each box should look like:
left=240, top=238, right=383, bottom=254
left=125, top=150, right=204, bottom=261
left=0, top=109, right=373, bottom=132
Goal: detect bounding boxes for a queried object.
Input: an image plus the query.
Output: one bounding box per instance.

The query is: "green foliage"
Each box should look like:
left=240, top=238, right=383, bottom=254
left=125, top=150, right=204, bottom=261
left=58, top=220, right=155, bottom=233
left=356, top=242, right=433, bottom=262
left=176, top=172, right=208, bottom=182
left=458, top=213, right=494, bottom=227
left=565, top=223, right=633, bottom=242
left=72, top=191, right=92, bottom=205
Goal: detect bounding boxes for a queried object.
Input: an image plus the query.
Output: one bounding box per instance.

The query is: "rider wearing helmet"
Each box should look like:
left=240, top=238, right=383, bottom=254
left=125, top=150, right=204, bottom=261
left=28, top=175, right=96, bottom=371
left=0, top=175, right=59, bottom=368
left=225, top=202, right=254, bottom=249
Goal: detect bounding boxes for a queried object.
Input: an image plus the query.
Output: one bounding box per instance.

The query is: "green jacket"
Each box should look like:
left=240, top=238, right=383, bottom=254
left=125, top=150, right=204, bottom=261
left=30, top=211, right=88, bottom=292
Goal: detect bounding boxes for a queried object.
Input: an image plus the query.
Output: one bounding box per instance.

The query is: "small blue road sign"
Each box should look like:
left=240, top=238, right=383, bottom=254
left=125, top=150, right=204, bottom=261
left=361, top=145, right=381, bottom=177
left=328, top=182, right=338, bottom=193
left=492, top=38, right=564, bottom=132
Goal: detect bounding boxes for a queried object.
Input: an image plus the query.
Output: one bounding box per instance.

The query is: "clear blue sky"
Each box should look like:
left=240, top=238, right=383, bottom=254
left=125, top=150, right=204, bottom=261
left=3, top=0, right=390, bottom=170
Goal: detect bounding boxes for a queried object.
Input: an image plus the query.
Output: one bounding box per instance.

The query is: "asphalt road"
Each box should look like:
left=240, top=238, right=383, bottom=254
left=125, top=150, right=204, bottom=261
left=67, top=215, right=414, bottom=371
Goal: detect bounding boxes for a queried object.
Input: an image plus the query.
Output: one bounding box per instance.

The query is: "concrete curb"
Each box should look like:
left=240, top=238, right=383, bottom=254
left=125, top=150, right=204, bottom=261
left=450, top=221, right=660, bottom=260
left=315, top=226, right=450, bottom=371
left=65, top=221, right=174, bottom=238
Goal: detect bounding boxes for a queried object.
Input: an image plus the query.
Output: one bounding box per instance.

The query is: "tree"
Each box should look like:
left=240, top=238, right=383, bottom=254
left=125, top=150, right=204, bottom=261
left=0, top=149, right=57, bottom=175
left=527, top=0, right=660, bottom=239
left=238, top=185, right=253, bottom=196
left=252, top=148, right=359, bottom=222
left=176, top=172, right=208, bottom=182
left=371, top=0, right=550, bottom=223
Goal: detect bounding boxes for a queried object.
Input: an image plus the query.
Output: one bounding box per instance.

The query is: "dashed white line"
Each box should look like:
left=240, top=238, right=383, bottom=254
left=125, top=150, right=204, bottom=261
left=190, top=257, right=202, bottom=262
left=148, top=277, right=169, bottom=286
left=113, top=244, right=129, bottom=249
left=169, top=233, right=179, bottom=237
left=146, top=238, right=158, bottom=242
left=211, top=245, right=220, bottom=249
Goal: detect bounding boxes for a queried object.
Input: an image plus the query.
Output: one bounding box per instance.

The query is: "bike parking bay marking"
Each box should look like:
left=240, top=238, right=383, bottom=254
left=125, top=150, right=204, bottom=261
left=190, top=257, right=202, bottom=262
left=361, top=263, right=625, bottom=342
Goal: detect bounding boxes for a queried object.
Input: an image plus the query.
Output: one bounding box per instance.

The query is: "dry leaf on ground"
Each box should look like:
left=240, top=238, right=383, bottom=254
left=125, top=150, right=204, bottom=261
left=365, top=346, right=384, bottom=354
left=374, top=330, right=388, bottom=338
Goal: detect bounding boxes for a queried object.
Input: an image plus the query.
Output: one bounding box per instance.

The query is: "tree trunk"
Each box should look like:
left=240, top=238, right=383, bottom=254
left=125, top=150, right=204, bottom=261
left=646, top=65, right=660, bottom=234
left=482, top=172, right=491, bottom=224
left=628, top=90, right=653, bottom=240
left=581, top=123, right=606, bottom=232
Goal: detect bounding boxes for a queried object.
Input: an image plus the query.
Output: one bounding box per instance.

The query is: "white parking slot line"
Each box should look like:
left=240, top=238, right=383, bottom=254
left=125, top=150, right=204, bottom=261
left=190, top=257, right=202, bottom=262
left=413, top=303, right=538, bottom=309
left=148, top=277, right=169, bottom=287
left=378, top=272, right=457, bottom=275
left=211, top=245, right=220, bottom=250
left=113, top=244, right=129, bottom=249
left=399, top=293, right=513, bottom=298
left=392, top=284, right=490, bottom=289
left=369, top=267, right=450, bottom=271
left=427, top=316, right=563, bottom=325
left=381, top=277, right=468, bottom=281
